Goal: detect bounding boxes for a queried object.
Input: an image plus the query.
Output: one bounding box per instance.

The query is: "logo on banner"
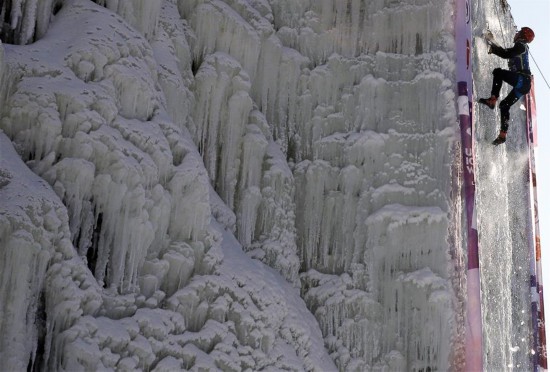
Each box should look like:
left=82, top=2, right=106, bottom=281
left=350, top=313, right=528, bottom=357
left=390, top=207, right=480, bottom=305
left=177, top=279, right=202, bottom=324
left=465, top=148, right=474, bottom=175
left=458, top=96, right=469, bottom=116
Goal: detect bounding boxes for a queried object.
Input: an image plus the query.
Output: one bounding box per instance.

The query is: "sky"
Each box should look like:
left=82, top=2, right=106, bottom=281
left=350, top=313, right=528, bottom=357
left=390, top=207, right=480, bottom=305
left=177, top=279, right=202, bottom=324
left=507, top=0, right=550, bottom=322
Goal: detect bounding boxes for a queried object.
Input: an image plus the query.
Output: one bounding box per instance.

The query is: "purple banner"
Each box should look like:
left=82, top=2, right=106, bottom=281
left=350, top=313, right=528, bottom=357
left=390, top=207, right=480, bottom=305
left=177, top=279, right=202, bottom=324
left=458, top=82, right=479, bottom=270
left=455, top=0, right=483, bottom=370
left=525, top=80, right=547, bottom=369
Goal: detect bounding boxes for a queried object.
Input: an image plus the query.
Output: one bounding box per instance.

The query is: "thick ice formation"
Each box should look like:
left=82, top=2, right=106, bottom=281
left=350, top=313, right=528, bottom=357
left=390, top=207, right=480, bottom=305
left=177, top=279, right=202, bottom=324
left=471, top=1, right=536, bottom=369
left=0, top=1, right=331, bottom=370
left=0, top=0, right=62, bottom=44
left=1, top=0, right=467, bottom=370
left=0, top=131, right=103, bottom=369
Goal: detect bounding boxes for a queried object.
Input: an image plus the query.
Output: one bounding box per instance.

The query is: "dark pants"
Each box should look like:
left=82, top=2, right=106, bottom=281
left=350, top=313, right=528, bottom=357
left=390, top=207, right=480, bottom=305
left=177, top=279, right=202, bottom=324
left=491, top=68, right=532, bottom=132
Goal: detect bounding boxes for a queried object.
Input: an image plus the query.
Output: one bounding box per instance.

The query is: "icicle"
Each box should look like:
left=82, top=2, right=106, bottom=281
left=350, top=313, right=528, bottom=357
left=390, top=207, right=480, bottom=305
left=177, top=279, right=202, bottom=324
left=20, top=0, right=38, bottom=44
left=294, top=159, right=341, bottom=270
left=193, top=53, right=253, bottom=207
left=154, top=2, right=196, bottom=131
left=161, top=242, right=196, bottom=297
left=167, top=152, right=211, bottom=242
left=131, top=0, right=162, bottom=40
left=0, top=233, right=50, bottom=370
left=237, top=186, right=261, bottom=247
left=190, top=1, right=261, bottom=82
left=248, top=141, right=300, bottom=286
left=219, top=89, right=253, bottom=207
left=42, top=158, right=96, bottom=255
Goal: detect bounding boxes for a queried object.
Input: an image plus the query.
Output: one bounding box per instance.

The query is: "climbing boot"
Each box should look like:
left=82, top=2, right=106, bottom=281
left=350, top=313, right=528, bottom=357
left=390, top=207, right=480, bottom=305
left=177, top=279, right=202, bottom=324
left=492, top=131, right=507, bottom=146
left=478, top=95, right=497, bottom=109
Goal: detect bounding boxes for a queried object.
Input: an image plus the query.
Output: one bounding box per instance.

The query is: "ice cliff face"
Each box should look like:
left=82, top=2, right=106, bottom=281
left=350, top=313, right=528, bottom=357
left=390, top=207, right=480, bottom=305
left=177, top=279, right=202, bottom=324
left=1, top=0, right=463, bottom=370
left=472, top=1, right=537, bottom=369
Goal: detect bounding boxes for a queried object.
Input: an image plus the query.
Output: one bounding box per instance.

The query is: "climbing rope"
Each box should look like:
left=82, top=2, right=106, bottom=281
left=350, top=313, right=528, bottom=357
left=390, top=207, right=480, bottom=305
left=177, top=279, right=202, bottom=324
left=529, top=52, right=550, bottom=89
left=491, top=0, right=550, bottom=90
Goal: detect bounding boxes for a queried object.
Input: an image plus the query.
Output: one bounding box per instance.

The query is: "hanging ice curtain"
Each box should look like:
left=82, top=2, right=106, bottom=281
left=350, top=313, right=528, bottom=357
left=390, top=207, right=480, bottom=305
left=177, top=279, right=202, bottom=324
left=454, top=0, right=483, bottom=370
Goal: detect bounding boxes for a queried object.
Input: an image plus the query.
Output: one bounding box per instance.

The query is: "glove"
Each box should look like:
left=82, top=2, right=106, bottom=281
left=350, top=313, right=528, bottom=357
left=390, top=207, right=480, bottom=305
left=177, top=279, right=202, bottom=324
left=485, top=31, right=495, bottom=42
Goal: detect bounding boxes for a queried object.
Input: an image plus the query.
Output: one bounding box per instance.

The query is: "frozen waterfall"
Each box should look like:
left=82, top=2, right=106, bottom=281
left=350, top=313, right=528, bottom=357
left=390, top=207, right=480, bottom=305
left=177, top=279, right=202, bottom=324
left=0, top=0, right=544, bottom=370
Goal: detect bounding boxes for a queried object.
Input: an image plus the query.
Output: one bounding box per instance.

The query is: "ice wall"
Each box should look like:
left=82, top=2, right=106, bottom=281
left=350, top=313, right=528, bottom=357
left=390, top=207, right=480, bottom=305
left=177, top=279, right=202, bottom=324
left=180, top=0, right=462, bottom=367
left=471, top=1, right=536, bottom=369
left=0, top=130, right=103, bottom=369
left=0, top=0, right=468, bottom=370
left=0, top=0, right=62, bottom=44
left=0, top=1, right=331, bottom=370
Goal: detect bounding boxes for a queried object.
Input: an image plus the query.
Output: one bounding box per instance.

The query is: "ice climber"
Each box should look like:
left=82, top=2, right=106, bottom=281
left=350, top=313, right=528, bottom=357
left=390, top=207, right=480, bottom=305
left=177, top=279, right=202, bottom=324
left=478, top=26, right=535, bottom=145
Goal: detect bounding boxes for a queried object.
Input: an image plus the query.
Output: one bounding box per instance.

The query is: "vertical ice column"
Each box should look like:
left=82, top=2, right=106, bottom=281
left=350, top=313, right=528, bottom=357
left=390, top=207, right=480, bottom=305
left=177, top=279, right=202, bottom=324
left=455, top=0, right=483, bottom=369
left=188, top=1, right=262, bottom=82
left=154, top=1, right=196, bottom=133
left=525, top=80, right=548, bottom=370
left=93, top=0, right=162, bottom=41
left=192, top=52, right=253, bottom=208
left=237, top=124, right=268, bottom=247
left=4, top=0, right=64, bottom=44
left=131, top=0, right=162, bottom=40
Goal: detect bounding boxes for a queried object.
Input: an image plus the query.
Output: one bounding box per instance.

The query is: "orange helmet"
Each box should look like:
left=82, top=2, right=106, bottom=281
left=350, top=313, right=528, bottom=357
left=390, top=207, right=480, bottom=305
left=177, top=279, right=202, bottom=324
left=515, top=27, right=535, bottom=43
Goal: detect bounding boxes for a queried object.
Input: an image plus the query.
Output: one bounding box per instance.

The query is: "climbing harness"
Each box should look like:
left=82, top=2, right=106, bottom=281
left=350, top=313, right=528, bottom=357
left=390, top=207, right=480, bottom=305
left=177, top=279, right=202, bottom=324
left=490, top=0, right=550, bottom=90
